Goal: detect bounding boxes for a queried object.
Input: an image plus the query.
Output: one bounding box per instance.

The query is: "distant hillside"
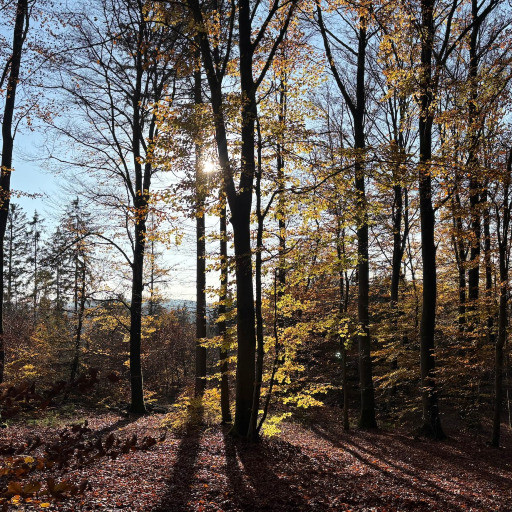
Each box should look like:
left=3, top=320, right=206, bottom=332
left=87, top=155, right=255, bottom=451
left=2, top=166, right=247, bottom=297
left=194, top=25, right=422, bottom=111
left=164, top=299, right=196, bottom=312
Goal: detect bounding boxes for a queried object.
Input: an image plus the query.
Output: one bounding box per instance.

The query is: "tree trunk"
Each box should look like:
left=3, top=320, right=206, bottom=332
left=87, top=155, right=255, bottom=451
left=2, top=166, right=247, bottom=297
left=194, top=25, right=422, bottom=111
left=129, top=221, right=146, bottom=414
left=482, top=186, right=495, bottom=350
left=453, top=187, right=467, bottom=332
left=0, top=0, right=28, bottom=383
left=336, top=224, right=349, bottom=431
left=188, top=0, right=259, bottom=438
left=7, top=209, right=13, bottom=305
left=418, top=0, right=445, bottom=439
left=70, top=263, right=86, bottom=383
left=491, top=256, right=507, bottom=447
left=354, top=19, right=376, bottom=429
left=491, top=154, right=511, bottom=447
left=230, top=0, right=257, bottom=438
left=219, top=197, right=231, bottom=423
left=391, top=184, right=403, bottom=306
left=249, top=120, right=264, bottom=440
left=467, top=0, right=482, bottom=324
left=194, top=63, right=207, bottom=397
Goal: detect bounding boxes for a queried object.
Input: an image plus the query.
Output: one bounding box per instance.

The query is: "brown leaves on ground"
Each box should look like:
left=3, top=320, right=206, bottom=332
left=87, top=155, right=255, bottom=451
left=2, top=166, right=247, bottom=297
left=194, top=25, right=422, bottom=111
left=1, top=411, right=511, bottom=511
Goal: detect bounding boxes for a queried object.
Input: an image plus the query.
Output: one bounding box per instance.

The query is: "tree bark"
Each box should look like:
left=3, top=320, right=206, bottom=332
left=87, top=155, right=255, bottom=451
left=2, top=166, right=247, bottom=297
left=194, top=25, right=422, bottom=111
left=491, top=152, right=511, bottom=447
left=129, top=219, right=146, bottom=414
left=128, top=9, right=149, bottom=414
left=70, top=263, right=86, bottom=383
left=391, top=184, right=403, bottom=306
left=219, top=196, right=231, bottom=423
left=249, top=121, right=264, bottom=441
left=418, top=0, right=445, bottom=439
left=354, top=19, right=376, bottom=429
left=467, top=0, right=482, bottom=322
left=336, top=223, right=349, bottom=430
left=0, top=0, right=28, bottom=383
left=194, top=62, right=207, bottom=397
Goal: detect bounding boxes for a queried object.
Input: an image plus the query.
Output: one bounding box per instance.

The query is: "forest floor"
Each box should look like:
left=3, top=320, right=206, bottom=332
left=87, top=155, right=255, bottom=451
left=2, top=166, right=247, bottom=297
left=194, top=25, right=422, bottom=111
left=1, top=408, right=511, bottom=511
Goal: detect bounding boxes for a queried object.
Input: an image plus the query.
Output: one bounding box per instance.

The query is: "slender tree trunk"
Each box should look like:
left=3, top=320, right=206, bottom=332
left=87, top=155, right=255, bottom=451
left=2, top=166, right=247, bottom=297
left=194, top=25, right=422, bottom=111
left=0, top=0, right=27, bottom=383
left=32, top=229, right=38, bottom=323
left=194, top=62, right=207, bottom=397
left=189, top=0, right=260, bottom=438
left=491, top=154, right=511, bottom=447
left=219, top=195, right=231, bottom=423
left=482, top=185, right=495, bottom=350
left=276, top=81, right=287, bottom=297
left=418, top=0, right=445, bottom=439
left=127, top=6, right=155, bottom=415
left=7, top=209, right=13, bottom=305
left=336, top=223, right=349, bottom=430
left=249, top=120, right=264, bottom=440
left=70, top=264, right=86, bottom=383
left=149, top=214, right=155, bottom=316
left=391, top=184, right=403, bottom=306
left=354, top=19, right=376, bottom=429
left=491, top=253, right=507, bottom=447
left=230, top=0, right=257, bottom=438
left=390, top=100, right=408, bottom=309
left=467, top=0, right=482, bottom=324
left=129, top=221, right=146, bottom=414
left=452, top=187, right=467, bottom=332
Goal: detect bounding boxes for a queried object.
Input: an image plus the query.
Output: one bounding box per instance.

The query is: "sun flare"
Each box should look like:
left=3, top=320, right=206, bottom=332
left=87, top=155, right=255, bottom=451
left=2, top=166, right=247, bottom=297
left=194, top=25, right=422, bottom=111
left=202, top=160, right=217, bottom=174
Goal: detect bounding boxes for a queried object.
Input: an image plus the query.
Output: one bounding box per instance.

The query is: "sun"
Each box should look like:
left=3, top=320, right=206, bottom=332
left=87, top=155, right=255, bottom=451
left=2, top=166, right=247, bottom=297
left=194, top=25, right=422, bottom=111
left=202, top=159, right=217, bottom=174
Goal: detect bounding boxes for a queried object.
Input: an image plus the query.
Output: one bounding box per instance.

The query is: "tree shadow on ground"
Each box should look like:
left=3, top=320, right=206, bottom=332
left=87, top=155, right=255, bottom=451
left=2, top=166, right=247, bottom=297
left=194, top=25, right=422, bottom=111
left=222, top=429, right=394, bottom=511
left=152, top=404, right=204, bottom=512
left=93, top=416, right=139, bottom=438
left=222, top=431, right=314, bottom=511
left=309, top=421, right=512, bottom=511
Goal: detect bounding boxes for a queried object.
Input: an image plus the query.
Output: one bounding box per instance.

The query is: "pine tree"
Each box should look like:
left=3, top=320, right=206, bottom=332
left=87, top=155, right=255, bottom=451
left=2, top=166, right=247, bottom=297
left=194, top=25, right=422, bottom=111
left=26, top=211, right=44, bottom=322
left=3, top=203, right=29, bottom=307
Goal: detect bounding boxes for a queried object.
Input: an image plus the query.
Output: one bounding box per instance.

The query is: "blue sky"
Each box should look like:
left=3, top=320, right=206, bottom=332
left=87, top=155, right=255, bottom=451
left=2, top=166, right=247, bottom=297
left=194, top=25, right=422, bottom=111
left=10, top=130, right=218, bottom=303
left=10, top=131, right=59, bottom=218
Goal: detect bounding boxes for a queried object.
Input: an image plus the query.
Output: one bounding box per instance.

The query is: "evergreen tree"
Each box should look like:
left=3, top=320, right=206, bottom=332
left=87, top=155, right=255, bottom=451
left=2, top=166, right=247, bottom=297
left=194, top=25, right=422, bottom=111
left=3, top=203, right=29, bottom=307
left=26, top=211, right=44, bottom=321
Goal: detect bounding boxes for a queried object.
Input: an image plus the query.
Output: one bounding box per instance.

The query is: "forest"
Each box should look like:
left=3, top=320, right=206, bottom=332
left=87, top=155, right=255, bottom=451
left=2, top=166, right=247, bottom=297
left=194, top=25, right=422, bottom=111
left=1, top=0, right=512, bottom=510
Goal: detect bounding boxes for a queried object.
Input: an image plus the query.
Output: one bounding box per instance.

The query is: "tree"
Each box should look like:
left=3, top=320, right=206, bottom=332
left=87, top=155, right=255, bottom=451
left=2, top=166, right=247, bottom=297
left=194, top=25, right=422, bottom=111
left=0, top=0, right=30, bottom=383
left=316, top=0, right=377, bottom=428
left=194, top=60, right=207, bottom=397
left=491, top=146, right=512, bottom=447
left=26, top=210, right=43, bottom=321
left=54, top=0, right=181, bottom=413
left=186, top=0, right=297, bottom=438
left=3, top=203, right=29, bottom=307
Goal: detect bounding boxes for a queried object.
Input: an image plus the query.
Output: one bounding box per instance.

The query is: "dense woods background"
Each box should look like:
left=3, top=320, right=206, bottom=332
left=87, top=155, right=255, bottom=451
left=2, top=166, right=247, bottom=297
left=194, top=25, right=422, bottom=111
left=1, top=0, right=512, bottom=507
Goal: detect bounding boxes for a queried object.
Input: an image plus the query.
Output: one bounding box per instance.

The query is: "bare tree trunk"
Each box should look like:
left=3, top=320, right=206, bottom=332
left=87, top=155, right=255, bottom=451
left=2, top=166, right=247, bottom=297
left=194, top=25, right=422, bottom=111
left=188, top=0, right=295, bottom=439
left=452, top=185, right=467, bottom=332
left=418, top=0, right=445, bottom=439
left=129, top=221, right=146, bottom=414
left=467, top=0, right=482, bottom=324
left=391, top=184, right=403, bottom=306
left=354, top=19, right=376, bottom=429
left=128, top=27, right=147, bottom=414
left=70, top=263, right=86, bottom=383
left=0, top=0, right=28, bottom=383
left=336, top=222, right=349, bottom=431
left=249, top=120, right=264, bottom=440
left=194, top=61, right=207, bottom=397
left=229, top=0, right=258, bottom=438
left=219, top=195, right=231, bottom=423
left=492, top=151, right=511, bottom=447
left=492, top=259, right=507, bottom=447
